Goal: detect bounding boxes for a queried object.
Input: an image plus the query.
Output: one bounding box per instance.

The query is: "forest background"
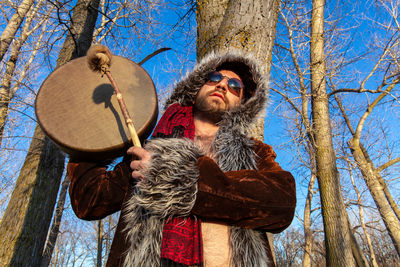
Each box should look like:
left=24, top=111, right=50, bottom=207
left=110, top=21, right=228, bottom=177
left=0, top=0, right=399, bottom=266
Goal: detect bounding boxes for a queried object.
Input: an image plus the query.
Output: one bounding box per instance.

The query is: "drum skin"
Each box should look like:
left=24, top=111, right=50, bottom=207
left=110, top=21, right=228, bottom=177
left=35, top=56, right=158, bottom=161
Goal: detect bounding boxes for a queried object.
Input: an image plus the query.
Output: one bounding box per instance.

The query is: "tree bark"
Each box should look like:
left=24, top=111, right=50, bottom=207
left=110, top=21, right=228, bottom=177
left=0, top=0, right=100, bottom=265
left=348, top=138, right=400, bottom=257
left=302, top=171, right=316, bottom=267
left=335, top=93, right=400, bottom=224
left=347, top=216, right=369, bottom=267
left=197, top=0, right=279, bottom=140
left=359, top=142, right=400, bottom=223
left=97, top=219, right=103, bottom=267
left=0, top=126, right=65, bottom=267
left=0, top=0, right=34, bottom=62
left=197, top=0, right=278, bottom=76
left=197, top=0, right=280, bottom=263
left=40, top=175, right=71, bottom=267
left=310, top=0, right=355, bottom=265
left=0, top=0, right=48, bottom=146
left=348, top=161, right=379, bottom=267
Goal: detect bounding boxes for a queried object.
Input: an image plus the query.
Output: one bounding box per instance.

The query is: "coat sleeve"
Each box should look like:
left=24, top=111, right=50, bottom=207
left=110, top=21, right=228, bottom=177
left=191, top=140, right=296, bottom=233
left=67, top=157, right=132, bottom=220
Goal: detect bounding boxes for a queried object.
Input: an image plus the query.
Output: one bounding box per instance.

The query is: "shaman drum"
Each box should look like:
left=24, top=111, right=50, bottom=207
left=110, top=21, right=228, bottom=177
left=35, top=56, right=158, bottom=161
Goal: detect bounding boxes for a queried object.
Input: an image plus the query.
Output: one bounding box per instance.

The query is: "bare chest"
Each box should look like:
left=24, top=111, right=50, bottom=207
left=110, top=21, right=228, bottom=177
left=202, top=222, right=230, bottom=267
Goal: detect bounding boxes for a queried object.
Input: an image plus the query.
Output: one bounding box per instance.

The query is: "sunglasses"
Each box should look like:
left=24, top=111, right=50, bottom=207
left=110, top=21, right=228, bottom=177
left=206, top=71, right=244, bottom=97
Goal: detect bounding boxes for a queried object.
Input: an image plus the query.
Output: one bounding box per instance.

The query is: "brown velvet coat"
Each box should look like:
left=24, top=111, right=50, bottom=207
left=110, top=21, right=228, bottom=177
left=68, top=140, right=296, bottom=266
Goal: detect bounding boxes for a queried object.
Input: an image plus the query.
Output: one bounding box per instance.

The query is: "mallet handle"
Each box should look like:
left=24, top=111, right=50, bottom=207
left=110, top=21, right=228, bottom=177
left=105, top=71, right=142, bottom=147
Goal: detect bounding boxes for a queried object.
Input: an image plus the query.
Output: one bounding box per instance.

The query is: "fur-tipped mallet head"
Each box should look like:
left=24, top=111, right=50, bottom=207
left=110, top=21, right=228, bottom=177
left=86, top=44, right=112, bottom=73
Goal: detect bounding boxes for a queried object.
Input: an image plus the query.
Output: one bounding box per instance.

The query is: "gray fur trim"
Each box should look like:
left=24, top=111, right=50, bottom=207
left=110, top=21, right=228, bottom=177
left=229, top=227, right=270, bottom=267
left=137, top=138, right=203, bottom=217
left=165, top=50, right=268, bottom=126
left=123, top=138, right=203, bottom=266
left=123, top=211, right=163, bottom=267
left=213, top=127, right=257, bottom=172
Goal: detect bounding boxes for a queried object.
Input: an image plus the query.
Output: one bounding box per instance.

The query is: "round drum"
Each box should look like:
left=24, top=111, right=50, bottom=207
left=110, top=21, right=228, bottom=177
left=35, top=56, right=158, bottom=161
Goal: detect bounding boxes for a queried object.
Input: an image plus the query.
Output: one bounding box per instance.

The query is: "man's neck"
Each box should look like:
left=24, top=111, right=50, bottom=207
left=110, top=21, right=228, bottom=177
left=193, top=111, right=219, bottom=157
left=193, top=111, right=219, bottom=138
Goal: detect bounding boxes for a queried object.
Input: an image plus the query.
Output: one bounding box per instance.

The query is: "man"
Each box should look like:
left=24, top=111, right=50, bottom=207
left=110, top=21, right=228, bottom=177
left=68, top=51, right=296, bottom=266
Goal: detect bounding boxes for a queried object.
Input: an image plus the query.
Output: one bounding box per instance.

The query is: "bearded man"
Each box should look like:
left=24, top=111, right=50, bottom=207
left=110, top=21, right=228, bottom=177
left=68, top=51, right=296, bottom=267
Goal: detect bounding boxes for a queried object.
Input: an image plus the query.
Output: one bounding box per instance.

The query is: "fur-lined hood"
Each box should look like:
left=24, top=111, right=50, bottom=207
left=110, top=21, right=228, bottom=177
left=165, top=50, right=268, bottom=130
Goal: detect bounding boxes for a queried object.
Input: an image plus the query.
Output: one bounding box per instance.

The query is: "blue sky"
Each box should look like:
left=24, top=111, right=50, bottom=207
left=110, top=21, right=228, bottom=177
left=1, top=1, right=400, bottom=263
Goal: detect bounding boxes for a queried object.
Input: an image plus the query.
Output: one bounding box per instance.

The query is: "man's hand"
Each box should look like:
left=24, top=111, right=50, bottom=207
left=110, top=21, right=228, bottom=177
left=127, top=146, right=151, bottom=180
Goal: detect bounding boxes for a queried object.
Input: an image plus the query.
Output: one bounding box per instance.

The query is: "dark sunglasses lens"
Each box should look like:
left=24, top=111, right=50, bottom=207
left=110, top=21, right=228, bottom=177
left=228, top=78, right=243, bottom=92
left=207, top=72, right=243, bottom=96
left=208, top=72, right=223, bottom=83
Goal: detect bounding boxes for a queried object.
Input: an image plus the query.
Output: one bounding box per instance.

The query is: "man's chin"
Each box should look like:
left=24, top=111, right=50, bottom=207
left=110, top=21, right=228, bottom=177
left=194, top=96, right=229, bottom=123
left=194, top=107, right=224, bottom=123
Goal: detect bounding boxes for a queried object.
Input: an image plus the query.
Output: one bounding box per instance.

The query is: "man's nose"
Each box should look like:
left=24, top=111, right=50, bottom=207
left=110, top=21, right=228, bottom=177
left=216, top=78, right=229, bottom=92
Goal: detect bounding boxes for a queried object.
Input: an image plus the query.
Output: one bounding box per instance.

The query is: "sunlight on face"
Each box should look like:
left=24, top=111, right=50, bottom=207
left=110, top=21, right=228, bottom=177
left=194, top=70, right=243, bottom=122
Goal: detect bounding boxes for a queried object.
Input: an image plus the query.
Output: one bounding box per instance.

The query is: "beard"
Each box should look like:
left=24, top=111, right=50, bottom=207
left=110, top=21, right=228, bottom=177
left=194, top=91, right=228, bottom=123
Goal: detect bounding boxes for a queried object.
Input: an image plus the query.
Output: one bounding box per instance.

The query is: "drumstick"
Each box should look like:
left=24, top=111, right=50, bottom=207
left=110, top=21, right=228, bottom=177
left=87, top=45, right=142, bottom=147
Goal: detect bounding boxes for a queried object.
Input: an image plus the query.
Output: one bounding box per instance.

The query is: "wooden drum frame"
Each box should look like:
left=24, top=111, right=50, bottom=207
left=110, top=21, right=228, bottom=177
left=35, top=56, right=158, bottom=161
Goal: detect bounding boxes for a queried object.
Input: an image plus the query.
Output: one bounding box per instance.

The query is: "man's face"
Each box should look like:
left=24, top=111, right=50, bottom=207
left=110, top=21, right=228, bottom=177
left=194, top=69, right=243, bottom=122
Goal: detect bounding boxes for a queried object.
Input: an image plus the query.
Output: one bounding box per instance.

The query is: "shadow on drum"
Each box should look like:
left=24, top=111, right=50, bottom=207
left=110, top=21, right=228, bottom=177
left=92, top=83, right=128, bottom=142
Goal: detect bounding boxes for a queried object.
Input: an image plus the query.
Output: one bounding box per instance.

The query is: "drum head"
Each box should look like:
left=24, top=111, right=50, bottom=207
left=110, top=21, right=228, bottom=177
left=36, top=56, right=158, bottom=161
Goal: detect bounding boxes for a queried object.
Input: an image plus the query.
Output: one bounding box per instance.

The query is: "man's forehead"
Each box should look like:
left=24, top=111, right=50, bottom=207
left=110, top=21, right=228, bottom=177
left=217, top=69, right=242, bottom=80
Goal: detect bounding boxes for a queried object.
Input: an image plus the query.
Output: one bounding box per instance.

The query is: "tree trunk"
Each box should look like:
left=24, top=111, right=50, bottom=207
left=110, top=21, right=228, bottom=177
left=302, top=172, right=316, bottom=267
left=348, top=161, right=379, bottom=267
left=347, top=216, right=369, bottom=267
left=97, top=220, right=103, bottom=267
left=309, top=0, right=355, bottom=265
left=360, top=142, right=400, bottom=222
left=348, top=138, right=400, bottom=257
left=0, top=0, right=48, bottom=145
left=335, top=90, right=400, bottom=261
left=0, top=0, right=34, bottom=62
left=40, top=175, right=71, bottom=267
left=197, top=0, right=278, bottom=77
left=197, top=0, right=280, bottom=263
left=0, top=0, right=100, bottom=265
left=335, top=76, right=400, bottom=257
left=0, top=126, right=65, bottom=266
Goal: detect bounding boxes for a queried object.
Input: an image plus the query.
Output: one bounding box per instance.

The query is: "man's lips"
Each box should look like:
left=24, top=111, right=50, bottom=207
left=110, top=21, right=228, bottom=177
left=209, top=92, right=225, bottom=101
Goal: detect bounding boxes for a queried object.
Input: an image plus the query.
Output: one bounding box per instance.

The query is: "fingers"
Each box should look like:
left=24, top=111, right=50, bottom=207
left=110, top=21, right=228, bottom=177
left=127, top=146, right=150, bottom=161
left=127, top=146, right=151, bottom=181
left=130, top=159, right=146, bottom=172
left=130, top=158, right=146, bottom=180
left=130, top=161, right=145, bottom=180
left=131, top=170, right=144, bottom=180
